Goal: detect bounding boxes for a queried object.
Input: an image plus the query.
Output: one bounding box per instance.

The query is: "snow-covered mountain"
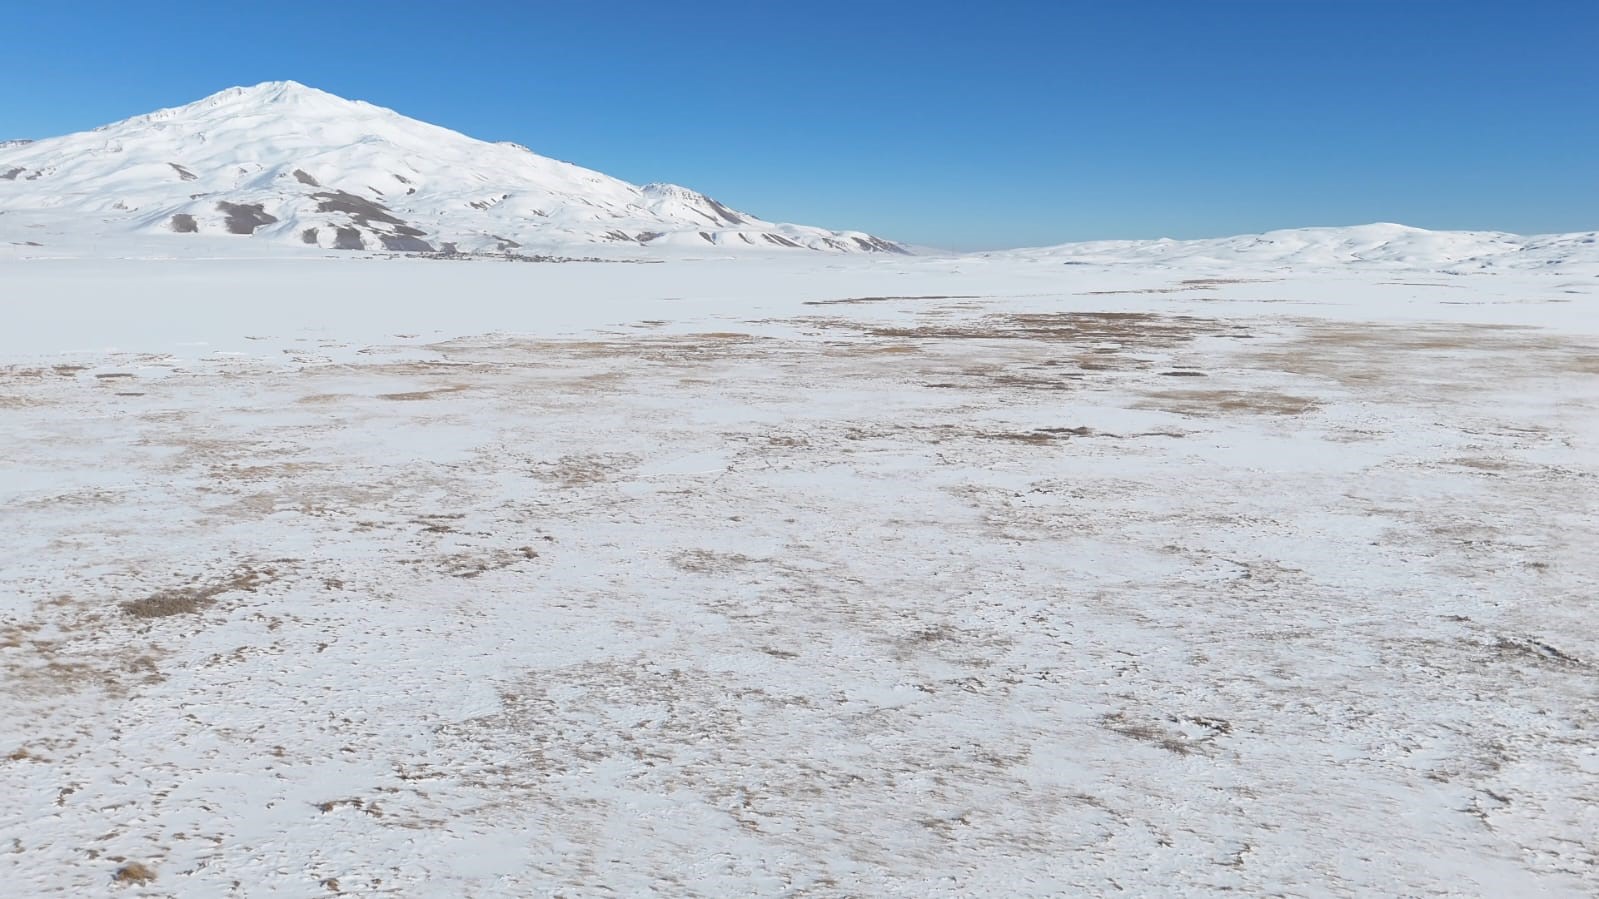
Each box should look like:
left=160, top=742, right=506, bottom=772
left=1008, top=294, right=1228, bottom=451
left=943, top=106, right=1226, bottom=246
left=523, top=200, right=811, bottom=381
left=988, top=223, right=1599, bottom=274
left=0, top=81, right=908, bottom=256
left=5, top=83, right=1591, bottom=268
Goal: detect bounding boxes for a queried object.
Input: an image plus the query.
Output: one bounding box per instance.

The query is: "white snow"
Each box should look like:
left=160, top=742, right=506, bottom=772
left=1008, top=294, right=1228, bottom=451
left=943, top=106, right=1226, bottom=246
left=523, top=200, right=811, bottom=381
left=2, top=80, right=1597, bottom=898
left=992, top=222, right=1599, bottom=276
left=1, top=246, right=1595, bottom=896
left=0, top=81, right=906, bottom=256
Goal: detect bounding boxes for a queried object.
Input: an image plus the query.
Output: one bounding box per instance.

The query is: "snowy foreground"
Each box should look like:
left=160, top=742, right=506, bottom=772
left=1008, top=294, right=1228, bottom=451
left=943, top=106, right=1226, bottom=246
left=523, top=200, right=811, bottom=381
left=2, top=252, right=1596, bottom=897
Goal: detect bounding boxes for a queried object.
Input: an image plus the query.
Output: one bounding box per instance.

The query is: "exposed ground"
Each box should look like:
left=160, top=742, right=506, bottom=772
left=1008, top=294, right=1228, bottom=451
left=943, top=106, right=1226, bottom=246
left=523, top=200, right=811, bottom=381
left=1, top=260, right=1595, bottom=896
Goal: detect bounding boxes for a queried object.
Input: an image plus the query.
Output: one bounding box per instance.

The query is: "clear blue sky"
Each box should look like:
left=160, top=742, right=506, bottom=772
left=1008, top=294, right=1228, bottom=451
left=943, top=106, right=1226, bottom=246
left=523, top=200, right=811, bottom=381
left=2, top=1, right=1594, bottom=249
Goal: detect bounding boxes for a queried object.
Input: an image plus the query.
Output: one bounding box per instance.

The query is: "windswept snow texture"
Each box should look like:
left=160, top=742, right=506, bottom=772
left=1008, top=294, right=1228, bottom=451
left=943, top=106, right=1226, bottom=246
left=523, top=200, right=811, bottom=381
left=1, top=251, right=1596, bottom=897
left=0, top=81, right=907, bottom=256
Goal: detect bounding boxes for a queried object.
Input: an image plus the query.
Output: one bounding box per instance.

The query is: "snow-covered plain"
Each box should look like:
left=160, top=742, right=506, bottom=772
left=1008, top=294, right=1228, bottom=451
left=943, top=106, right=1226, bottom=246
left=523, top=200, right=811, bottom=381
left=2, top=245, right=1597, bottom=897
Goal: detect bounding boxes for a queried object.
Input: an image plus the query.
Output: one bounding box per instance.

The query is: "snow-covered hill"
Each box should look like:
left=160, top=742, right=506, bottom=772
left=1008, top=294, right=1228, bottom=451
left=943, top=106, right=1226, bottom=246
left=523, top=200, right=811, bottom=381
left=988, top=223, right=1599, bottom=275
left=0, top=81, right=908, bottom=256
left=4, top=83, right=1591, bottom=268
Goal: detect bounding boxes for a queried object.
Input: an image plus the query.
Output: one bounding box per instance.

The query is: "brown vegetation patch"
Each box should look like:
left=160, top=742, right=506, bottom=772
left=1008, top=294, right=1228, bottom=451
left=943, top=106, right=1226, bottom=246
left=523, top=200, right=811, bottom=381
left=0, top=596, right=173, bottom=700
left=672, top=549, right=757, bottom=573
left=1137, top=389, right=1319, bottom=417
left=407, top=546, right=540, bottom=579
left=1101, top=713, right=1196, bottom=755
left=377, top=385, right=470, bottom=401
left=846, top=313, right=1234, bottom=390
left=848, top=344, right=922, bottom=355
left=1246, top=320, right=1599, bottom=393
left=1566, top=354, right=1599, bottom=374
left=121, top=565, right=276, bottom=619
left=804, top=295, right=981, bottom=306
left=532, top=452, right=639, bottom=488
left=975, top=426, right=1095, bottom=444
left=863, top=312, right=1226, bottom=349
left=295, top=392, right=351, bottom=405
left=1101, top=712, right=1230, bottom=756
left=1448, top=456, right=1513, bottom=472
left=114, top=861, right=157, bottom=884
left=431, top=333, right=774, bottom=368
left=213, top=461, right=330, bottom=482
left=1081, top=286, right=1213, bottom=295
left=1081, top=277, right=1273, bottom=296
left=1492, top=636, right=1583, bottom=668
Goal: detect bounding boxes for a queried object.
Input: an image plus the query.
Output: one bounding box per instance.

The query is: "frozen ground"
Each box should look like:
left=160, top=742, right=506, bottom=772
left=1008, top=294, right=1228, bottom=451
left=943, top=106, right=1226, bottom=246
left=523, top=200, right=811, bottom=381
left=1, top=253, right=1596, bottom=896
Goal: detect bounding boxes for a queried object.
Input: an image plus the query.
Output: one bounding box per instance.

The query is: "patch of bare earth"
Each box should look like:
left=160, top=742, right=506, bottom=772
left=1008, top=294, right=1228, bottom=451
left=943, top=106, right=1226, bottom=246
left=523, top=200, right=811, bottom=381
left=120, top=565, right=277, bottom=619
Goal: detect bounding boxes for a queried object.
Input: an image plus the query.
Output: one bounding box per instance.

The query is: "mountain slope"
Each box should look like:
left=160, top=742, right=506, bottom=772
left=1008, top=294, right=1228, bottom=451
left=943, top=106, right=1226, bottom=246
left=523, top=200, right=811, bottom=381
left=988, top=223, right=1599, bottom=274
left=0, top=81, right=908, bottom=256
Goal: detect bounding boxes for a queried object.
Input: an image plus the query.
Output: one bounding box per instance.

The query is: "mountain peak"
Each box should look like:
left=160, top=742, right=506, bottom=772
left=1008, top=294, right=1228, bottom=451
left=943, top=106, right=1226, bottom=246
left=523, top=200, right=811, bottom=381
left=0, top=83, right=907, bottom=257
left=93, top=80, right=376, bottom=137
left=206, top=80, right=333, bottom=105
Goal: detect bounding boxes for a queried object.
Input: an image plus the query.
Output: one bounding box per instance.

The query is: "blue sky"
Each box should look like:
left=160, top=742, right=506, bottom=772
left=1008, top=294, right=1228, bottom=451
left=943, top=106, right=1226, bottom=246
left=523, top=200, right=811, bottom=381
left=2, top=1, right=1594, bottom=249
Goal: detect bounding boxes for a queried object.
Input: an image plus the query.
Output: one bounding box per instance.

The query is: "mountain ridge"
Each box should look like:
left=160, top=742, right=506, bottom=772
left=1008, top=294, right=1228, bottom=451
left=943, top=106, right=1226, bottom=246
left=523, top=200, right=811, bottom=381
left=0, top=81, right=909, bottom=257
left=986, top=221, right=1599, bottom=274
left=4, top=82, right=1593, bottom=268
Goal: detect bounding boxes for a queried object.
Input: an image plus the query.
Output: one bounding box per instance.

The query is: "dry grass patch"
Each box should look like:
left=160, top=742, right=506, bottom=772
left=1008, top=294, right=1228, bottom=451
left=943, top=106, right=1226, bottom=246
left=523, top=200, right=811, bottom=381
left=1081, top=286, right=1213, bottom=295
left=296, top=392, right=354, bottom=405
left=1245, top=320, right=1599, bottom=394
left=1138, top=388, right=1319, bottom=417
left=672, top=549, right=757, bottom=573
left=1565, top=353, right=1599, bottom=374
left=847, top=343, right=922, bottom=355
left=121, top=565, right=276, bottom=619
left=863, top=311, right=1232, bottom=349
left=113, top=861, right=157, bottom=884
left=414, top=546, right=540, bottom=579
left=803, top=294, right=981, bottom=306
left=531, top=452, right=639, bottom=487
left=1081, top=278, right=1273, bottom=295
left=974, top=426, right=1095, bottom=445
left=378, top=384, right=470, bottom=401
